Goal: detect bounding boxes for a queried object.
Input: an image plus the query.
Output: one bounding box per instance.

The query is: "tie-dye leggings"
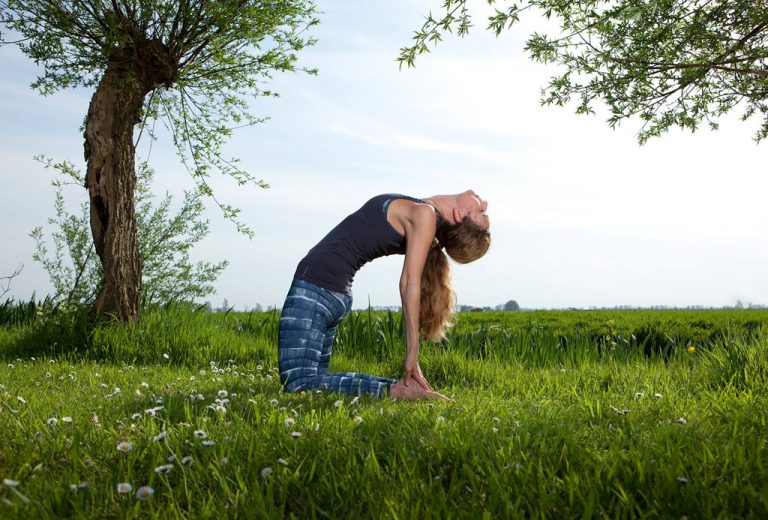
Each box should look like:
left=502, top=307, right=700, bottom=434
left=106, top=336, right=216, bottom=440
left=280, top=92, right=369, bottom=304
left=278, top=278, right=397, bottom=399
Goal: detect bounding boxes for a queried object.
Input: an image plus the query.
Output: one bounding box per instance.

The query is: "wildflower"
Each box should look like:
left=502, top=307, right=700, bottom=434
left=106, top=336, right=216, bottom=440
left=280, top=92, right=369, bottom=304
left=291, top=432, right=302, bottom=438
left=687, top=345, right=696, bottom=353
left=654, top=393, right=663, bottom=399
left=116, top=442, right=133, bottom=453
left=284, top=418, right=295, bottom=427
left=217, top=390, right=228, bottom=398
left=436, top=416, right=445, bottom=424
left=353, top=416, right=363, bottom=426
left=199, top=369, right=207, bottom=376
left=334, top=400, right=343, bottom=408
left=7, top=364, right=13, bottom=369
left=202, top=440, right=216, bottom=446
left=47, top=417, right=58, bottom=426
left=131, top=413, right=141, bottom=421
left=135, top=486, right=154, bottom=500
left=62, top=417, right=73, bottom=424
left=492, top=427, right=499, bottom=433
left=193, top=430, right=207, bottom=439
left=33, top=431, right=43, bottom=440
left=350, top=396, right=360, bottom=406
left=493, top=417, right=501, bottom=423
left=154, top=464, right=173, bottom=474
left=167, top=455, right=177, bottom=462
left=189, top=376, right=196, bottom=382
left=261, top=467, right=273, bottom=477
left=3, top=479, right=20, bottom=487
left=140, top=382, right=150, bottom=389
left=181, top=456, right=194, bottom=465
left=153, top=431, right=168, bottom=442
left=117, top=483, right=132, bottom=494
left=269, top=399, right=278, bottom=406
left=219, top=458, right=229, bottom=465
left=17, top=396, right=26, bottom=405
left=163, top=353, right=170, bottom=359
left=278, top=458, right=289, bottom=466
left=635, top=392, right=644, bottom=398
left=677, top=476, right=689, bottom=484
left=677, top=417, right=688, bottom=425
left=69, top=484, right=78, bottom=492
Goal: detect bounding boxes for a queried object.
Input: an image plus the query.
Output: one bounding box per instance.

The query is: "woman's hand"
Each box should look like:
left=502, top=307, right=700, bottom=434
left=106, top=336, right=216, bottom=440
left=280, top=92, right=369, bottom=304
left=403, top=354, right=433, bottom=392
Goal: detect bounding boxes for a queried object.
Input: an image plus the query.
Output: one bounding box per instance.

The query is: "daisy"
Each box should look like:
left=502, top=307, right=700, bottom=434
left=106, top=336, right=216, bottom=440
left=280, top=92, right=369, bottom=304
left=350, top=396, right=359, bottom=406
left=46, top=417, right=58, bottom=426
left=217, top=390, right=228, bottom=398
left=62, top=417, right=73, bottom=424
left=284, top=418, right=295, bottom=427
left=291, top=432, right=302, bottom=438
left=334, top=400, right=343, bottom=408
left=193, top=430, right=207, bottom=439
left=17, top=396, right=26, bottom=405
left=135, top=486, right=154, bottom=500
left=153, top=431, right=168, bottom=442
left=181, top=456, right=194, bottom=465
left=154, top=464, right=173, bottom=474
left=278, top=458, right=289, bottom=466
left=353, top=416, right=363, bottom=426
left=116, top=482, right=132, bottom=494
left=163, top=353, right=170, bottom=359
left=261, top=467, right=273, bottom=477
left=202, top=440, right=216, bottom=446
left=3, top=479, right=20, bottom=487
left=116, top=442, right=133, bottom=453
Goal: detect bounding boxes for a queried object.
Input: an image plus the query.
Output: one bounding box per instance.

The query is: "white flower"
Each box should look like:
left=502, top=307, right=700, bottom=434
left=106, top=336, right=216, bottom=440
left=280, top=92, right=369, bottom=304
left=334, top=400, right=343, bottom=408
left=3, top=479, right=20, bottom=487
left=677, top=417, right=688, bottom=424
left=140, top=382, right=150, bottom=389
left=219, top=458, right=229, bottom=465
left=290, top=432, right=302, bottom=438
left=116, top=442, right=133, bottom=453
left=278, top=458, right=289, bottom=466
left=189, top=376, right=196, bottom=382
left=436, top=416, right=445, bottom=424
left=116, top=482, right=133, bottom=494
left=17, top=396, right=26, bottom=405
left=181, top=456, right=194, bottom=465
left=199, top=370, right=206, bottom=376
left=269, top=399, right=278, bottom=406
left=350, top=396, right=359, bottom=406
left=163, top=353, right=170, bottom=359
left=167, top=455, right=177, bottom=462
left=7, top=364, right=13, bottom=369
left=202, top=440, right=216, bottom=446
left=217, top=390, right=228, bottom=398
left=677, top=476, right=689, bottom=484
left=62, top=417, right=73, bottom=423
left=654, top=393, right=663, bottom=399
left=353, top=416, right=363, bottom=426
left=135, top=486, right=154, bottom=500
left=153, top=431, right=168, bottom=442
left=131, top=413, right=141, bottom=421
left=69, top=484, right=78, bottom=492
left=284, top=418, right=295, bottom=427
left=47, top=417, right=58, bottom=426
left=492, top=417, right=501, bottom=423
left=635, top=392, right=644, bottom=398
left=154, top=464, right=173, bottom=474
left=193, top=430, right=207, bottom=439
left=261, top=467, right=273, bottom=477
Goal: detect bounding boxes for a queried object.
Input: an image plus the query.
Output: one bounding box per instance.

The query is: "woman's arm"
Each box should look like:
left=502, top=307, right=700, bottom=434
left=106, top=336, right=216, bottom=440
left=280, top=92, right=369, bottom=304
left=398, top=203, right=437, bottom=390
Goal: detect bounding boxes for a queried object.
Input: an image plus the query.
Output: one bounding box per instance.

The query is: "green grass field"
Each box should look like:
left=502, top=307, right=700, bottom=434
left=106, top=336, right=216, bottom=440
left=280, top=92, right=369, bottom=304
left=1, top=306, right=767, bottom=518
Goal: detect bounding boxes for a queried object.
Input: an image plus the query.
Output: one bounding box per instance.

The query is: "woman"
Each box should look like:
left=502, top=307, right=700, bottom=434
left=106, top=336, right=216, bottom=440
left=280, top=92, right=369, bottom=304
left=278, top=190, right=490, bottom=401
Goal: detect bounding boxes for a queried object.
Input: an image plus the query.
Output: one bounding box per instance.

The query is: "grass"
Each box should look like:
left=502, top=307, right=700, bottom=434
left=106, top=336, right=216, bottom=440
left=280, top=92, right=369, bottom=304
left=0, top=305, right=767, bottom=518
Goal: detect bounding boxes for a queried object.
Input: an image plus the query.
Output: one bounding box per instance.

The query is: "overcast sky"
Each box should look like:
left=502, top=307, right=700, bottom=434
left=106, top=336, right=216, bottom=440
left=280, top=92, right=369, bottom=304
left=1, top=1, right=767, bottom=310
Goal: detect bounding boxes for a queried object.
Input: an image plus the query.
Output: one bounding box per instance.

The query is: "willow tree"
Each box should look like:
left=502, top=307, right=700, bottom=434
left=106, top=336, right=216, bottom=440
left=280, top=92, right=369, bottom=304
left=399, top=0, right=768, bottom=143
left=0, top=1, right=317, bottom=321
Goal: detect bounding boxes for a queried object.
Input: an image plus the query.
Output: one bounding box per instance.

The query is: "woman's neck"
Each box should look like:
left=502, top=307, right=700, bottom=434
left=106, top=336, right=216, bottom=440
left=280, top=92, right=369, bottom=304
left=423, top=195, right=456, bottom=225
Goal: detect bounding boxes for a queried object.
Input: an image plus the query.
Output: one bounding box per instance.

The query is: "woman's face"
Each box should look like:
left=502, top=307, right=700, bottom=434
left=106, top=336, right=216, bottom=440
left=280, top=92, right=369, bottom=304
left=456, top=189, right=490, bottom=230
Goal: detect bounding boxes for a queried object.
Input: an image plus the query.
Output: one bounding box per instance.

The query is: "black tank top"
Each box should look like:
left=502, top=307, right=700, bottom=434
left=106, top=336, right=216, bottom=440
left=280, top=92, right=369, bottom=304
left=294, top=194, right=442, bottom=294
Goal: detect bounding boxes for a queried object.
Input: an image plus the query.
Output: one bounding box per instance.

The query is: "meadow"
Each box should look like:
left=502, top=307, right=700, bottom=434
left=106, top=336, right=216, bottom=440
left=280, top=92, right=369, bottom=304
left=1, top=303, right=767, bottom=519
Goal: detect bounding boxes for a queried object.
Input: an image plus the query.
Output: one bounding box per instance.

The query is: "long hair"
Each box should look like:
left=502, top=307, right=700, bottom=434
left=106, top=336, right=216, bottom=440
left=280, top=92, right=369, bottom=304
left=419, top=218, right=491, bottom=341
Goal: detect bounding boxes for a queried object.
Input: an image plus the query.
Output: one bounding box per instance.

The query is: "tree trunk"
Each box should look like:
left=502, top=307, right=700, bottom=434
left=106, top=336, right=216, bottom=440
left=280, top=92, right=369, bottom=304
left=84, top=68, right=146, bottom=321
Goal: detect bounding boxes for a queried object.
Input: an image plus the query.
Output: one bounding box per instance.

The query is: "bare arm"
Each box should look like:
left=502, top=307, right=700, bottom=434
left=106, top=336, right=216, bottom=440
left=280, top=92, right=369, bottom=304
left=398, top=203, right=436, bottom=389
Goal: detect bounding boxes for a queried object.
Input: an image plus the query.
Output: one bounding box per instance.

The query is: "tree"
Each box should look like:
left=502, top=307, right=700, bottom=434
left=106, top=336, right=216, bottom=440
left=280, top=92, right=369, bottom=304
left=399, top=1, right=768, bottom=143
left=1, top=1, right=318, bottom=321
left=0, top=265, right=23, bottom=301
left=502, top=299, right=520, bottom=311
left=30, top=156, right=228, bottom=308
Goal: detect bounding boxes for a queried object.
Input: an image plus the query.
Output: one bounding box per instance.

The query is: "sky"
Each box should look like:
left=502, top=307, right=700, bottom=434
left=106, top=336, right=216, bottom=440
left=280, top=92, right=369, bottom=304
left=1, top=1, right=767, bottom=310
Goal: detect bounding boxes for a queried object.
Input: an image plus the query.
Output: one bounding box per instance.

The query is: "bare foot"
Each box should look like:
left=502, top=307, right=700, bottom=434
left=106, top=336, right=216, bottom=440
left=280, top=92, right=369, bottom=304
left=389, top=377, right=453, bottom=402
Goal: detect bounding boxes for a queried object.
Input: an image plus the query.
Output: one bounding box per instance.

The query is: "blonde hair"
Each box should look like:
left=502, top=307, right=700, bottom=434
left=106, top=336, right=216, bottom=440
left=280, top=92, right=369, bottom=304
left=419, top=218, right=491, bottom=341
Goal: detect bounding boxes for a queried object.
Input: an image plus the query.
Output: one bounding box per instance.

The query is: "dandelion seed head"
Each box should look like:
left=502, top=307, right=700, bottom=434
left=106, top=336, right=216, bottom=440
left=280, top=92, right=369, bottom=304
left=217, top=390, right=228, bottom=398
left=284, top=418, right=295, bottom=427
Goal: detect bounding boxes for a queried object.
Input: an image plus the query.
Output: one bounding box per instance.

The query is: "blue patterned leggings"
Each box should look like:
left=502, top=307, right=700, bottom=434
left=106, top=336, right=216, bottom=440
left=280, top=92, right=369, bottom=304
left=278, top=278, right=397, bottom=399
